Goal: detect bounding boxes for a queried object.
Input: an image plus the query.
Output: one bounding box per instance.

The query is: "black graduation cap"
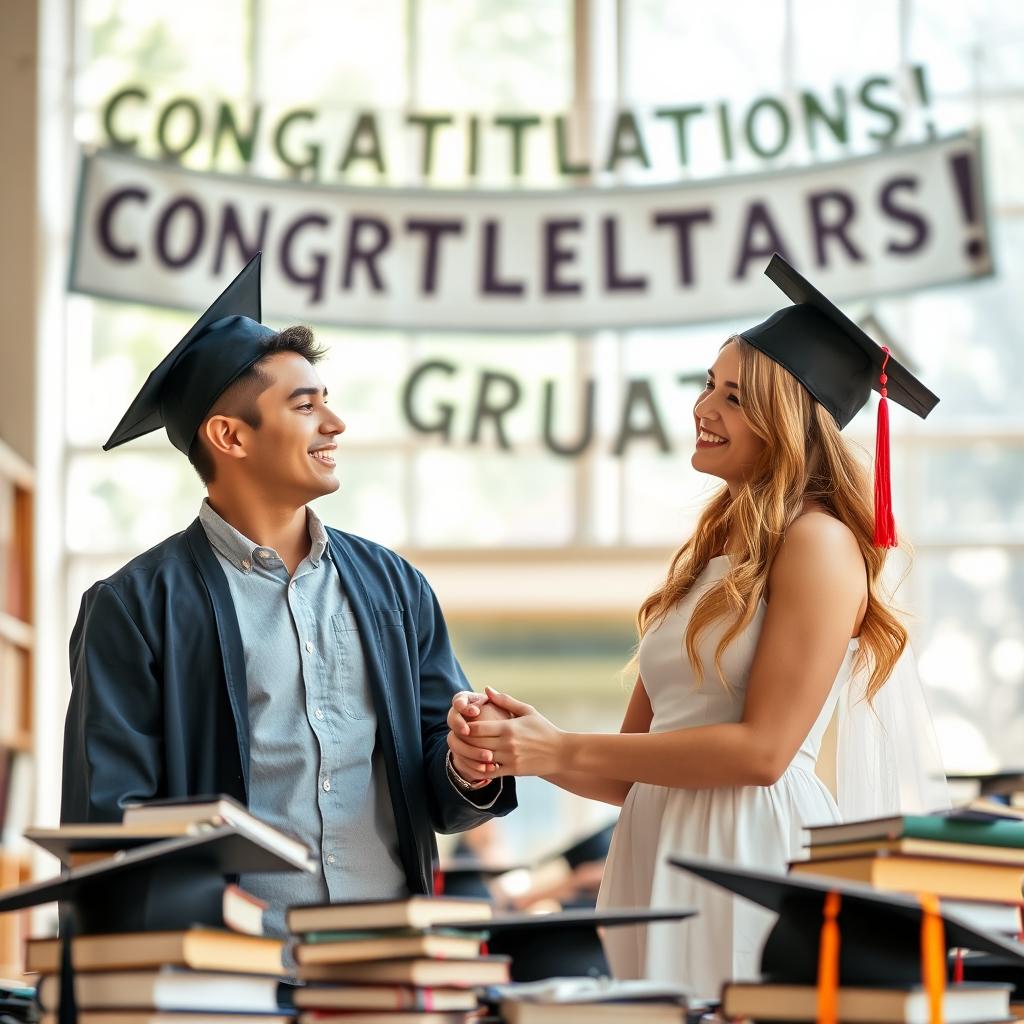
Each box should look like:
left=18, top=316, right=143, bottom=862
left=739, top=254, right=940, bottom=547
left=0, top=826, right=311, bottom=1024
left=947, top=770, right=1024, bottom=798
left=740, top=254, right=939, bottom=430
left=103, top=254, right=277, bottom=455
left=0, top=824, right=313, bottom=934
left=559, top=824, right=615, bottom=870
left=438, top=857, right=524, bottom=901
left=449, top=907, right=696, bottom=984
left=669, top=855, right=1024, bottom=988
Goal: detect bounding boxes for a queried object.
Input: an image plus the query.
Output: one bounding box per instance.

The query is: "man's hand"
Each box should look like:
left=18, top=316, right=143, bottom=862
left=447, top=691, right=512, bottom=785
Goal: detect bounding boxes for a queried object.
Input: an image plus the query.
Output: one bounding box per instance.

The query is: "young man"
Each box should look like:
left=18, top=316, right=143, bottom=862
left=61, top=255, right=515, bottom=931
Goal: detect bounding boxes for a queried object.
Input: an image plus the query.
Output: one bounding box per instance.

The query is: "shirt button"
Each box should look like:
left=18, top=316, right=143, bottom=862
left=305, top=640, right=314, bottom=653
left=290, top=580, right=297, bottom=590
left=241, top=559, right=251, bottom=571
left=314, top=708, right=325, bottom=721
left=326, top=853, right=336, bottom=865
left=322, top=778, right=331, bottom=792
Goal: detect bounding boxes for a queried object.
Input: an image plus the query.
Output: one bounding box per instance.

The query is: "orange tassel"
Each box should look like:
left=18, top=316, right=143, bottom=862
left=918, top=893, right=946, bottom=1024
left=874, top=347, right=897, bottom=548
left=817, top=891, right=841, bottom=1024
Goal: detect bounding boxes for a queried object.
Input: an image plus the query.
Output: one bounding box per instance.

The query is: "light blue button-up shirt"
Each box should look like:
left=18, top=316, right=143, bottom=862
left=199, top=500, right=407, bottom=934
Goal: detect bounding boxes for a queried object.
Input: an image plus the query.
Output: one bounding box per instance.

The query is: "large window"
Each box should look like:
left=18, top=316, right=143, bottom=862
left=60, top=1, right=1024, bottom=858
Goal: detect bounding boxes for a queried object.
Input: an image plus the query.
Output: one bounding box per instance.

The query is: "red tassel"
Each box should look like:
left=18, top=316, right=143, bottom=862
left=873, top=348, right=897, bottom=548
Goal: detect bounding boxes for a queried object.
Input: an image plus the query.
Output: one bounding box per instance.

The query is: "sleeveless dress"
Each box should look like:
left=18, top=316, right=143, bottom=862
left=596, top=555, right=855, bottom=998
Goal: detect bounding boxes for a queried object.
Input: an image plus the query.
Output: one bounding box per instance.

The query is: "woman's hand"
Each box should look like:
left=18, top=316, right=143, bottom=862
left=460, top=687, right=569, bottom=778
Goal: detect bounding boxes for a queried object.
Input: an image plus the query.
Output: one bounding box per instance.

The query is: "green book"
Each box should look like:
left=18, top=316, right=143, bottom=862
left=808, top=814, right=1024, bottom=849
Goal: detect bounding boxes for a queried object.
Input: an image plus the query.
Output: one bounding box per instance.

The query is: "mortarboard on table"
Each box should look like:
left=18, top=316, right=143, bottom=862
left=447, top=906, right=696, bottom=983
left=437, top=856, right=526, bottom=900
left=103, top=253, right=277, bottom=455
left=946, top=770, right=1024, bottom=798
left=558, top=824, right=615, bottom=870
left=439, top=823, right=616, bottom=903
left=0, top=824, right=313, bottom=934
left=0, top=824, right=312, bottom=1024
left=669, top=854, right=1024, bottom=988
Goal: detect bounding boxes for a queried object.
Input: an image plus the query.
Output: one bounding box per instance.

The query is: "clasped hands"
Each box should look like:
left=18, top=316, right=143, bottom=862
left=446, top=686, right=568, bottom=783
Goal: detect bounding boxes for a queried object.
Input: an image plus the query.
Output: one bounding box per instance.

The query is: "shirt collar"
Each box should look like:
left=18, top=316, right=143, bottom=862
left=198, top=499, right=329, bottom=574
left=305, top=505, right=329, bottom=566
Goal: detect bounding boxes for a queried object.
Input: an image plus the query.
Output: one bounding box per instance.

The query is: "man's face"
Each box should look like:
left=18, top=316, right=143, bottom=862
left=240, top=351, right=345, bottom=504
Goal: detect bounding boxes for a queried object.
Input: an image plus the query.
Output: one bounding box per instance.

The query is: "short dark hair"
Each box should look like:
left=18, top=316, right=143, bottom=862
left=187, top=325, right=328, bottom=484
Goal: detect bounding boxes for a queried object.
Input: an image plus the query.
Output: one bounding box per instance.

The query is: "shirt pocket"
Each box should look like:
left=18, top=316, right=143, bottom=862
left=331, top=611, right=376, bottom=720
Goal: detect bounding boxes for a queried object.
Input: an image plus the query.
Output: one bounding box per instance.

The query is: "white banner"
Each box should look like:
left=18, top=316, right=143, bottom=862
left=70, top=135, right=991, bottom=331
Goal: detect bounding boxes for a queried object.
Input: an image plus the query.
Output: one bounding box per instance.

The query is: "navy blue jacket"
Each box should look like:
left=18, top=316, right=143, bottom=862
left=61, top=519, right=516, bottom=894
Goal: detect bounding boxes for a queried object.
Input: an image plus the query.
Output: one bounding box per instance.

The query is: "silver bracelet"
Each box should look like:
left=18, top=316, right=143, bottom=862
left=446, top=749, right=490, bottom=791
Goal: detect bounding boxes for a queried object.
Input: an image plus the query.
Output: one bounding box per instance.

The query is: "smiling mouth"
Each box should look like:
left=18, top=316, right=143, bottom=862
left=697, top=428, right=728, bottom=447
left=309, top=449, right=336, bottom=466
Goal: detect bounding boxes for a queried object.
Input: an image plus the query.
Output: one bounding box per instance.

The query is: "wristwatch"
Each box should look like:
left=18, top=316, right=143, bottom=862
left=446, top=749, right=491, bottom=791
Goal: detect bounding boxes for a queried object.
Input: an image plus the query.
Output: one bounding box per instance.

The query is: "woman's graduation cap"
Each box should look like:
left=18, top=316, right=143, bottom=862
left=739, top=254, right=940, bottom=547
left=103, top=253, right=277, bottom=455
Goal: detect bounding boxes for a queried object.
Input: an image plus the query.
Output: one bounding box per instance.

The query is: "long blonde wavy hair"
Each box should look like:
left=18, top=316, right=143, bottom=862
left=637, top=335, right=906, bottom=702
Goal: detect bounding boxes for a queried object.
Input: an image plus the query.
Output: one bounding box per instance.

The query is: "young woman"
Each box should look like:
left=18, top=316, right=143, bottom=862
left=445, top=256, right=947, bottom=995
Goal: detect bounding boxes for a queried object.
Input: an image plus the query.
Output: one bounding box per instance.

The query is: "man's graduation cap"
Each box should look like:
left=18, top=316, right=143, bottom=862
left=669, top=855, right=1024, bottom=988
left=103, top=254, right=277, bottom=455
left=739, top=254, right=939, bottom=547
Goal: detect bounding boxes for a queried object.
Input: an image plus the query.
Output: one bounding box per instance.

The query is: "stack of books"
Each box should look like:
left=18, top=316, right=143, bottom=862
left=720, top=980, right=1013, bottom=1023
left=20, top=797, right=316, bottom=1024
left=0, top=977, right=36, bottom=1024
left=285, top=895, right=512, bottom=1024
left=30, top=923, right=293, bottom=1024
left=668, top=854, right=1020, bottom=1024
left=790, top=812, right=1024, bottom=940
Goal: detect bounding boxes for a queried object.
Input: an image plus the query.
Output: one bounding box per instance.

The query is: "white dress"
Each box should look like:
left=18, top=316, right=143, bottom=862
left=596, top=555, right=853, bottom=998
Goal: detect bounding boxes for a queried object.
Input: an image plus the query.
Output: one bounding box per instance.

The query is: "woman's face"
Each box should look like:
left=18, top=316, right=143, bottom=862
left=691, top=340, right=766, bottom=490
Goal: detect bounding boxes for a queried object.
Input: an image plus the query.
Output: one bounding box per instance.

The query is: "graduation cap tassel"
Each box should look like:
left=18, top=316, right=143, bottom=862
left=816, top=891, right=841, bottom=1024
left=873, top=347, right=897, bottom=549
left=917, top=893, right=946, bottom=1024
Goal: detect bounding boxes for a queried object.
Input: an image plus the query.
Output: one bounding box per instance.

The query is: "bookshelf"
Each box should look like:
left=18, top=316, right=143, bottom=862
left=0, top=437, right=34, bottom=976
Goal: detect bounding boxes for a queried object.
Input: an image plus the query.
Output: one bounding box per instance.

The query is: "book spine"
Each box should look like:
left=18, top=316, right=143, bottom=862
left=904, top=817, right=1024, bottom=849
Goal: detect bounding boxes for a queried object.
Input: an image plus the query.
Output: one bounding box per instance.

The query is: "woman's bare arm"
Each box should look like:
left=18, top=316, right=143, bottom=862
left=539, top=678, right=654, bottom=805
left=465, top=514, right=867, bottom=789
